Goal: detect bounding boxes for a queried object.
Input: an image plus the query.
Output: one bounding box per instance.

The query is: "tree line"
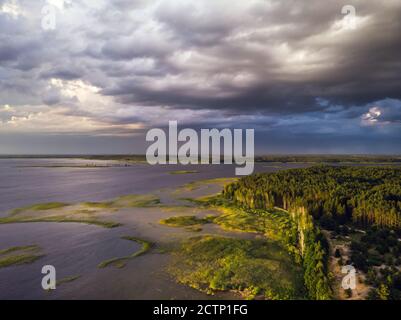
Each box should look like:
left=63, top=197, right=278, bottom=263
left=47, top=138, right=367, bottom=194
left=223, top=166, right=401, bottom=229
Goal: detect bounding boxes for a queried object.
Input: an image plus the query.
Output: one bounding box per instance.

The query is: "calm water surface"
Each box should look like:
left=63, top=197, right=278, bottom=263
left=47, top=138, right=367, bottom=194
left=0, top=158, right=311, bottom=214
left=0, top=158, right=312, bottom=299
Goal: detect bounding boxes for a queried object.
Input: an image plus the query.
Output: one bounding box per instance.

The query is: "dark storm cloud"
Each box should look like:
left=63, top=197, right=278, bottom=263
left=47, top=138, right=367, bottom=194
left=0, top=0, right=400, bottom=153
left=97, top=0, right=401, bottom=116
left=101, top=36, right=173, bottom=61
left=0, top=44, right=20, bottom=62
left=3, top=0, right=401, bottom=114
left=40, top=69, right=82, bottom=80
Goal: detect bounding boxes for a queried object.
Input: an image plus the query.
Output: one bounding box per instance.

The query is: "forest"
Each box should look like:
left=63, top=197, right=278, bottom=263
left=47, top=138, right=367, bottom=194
left=223, top=166, right=401, bottom=229
left=254, top=155, right=401, bottom=163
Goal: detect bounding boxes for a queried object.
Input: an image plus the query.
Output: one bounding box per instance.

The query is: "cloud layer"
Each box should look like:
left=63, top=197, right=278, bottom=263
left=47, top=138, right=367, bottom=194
left=0, top=0, right=400, bottom=153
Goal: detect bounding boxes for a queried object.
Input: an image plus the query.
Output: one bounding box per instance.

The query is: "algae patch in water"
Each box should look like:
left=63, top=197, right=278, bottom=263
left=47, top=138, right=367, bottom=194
left=0, top=245, right=45, bottom=268
left=0, top=194, right=161, bottom=228
left=98, top=236, right=153, bottom=269
left=160, top=215, right=215, bottom=227
left=169, top=170, right=199, bottom=175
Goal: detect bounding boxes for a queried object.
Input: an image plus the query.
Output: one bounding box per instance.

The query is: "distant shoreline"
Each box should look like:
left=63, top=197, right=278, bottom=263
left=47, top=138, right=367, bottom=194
left=1, top=154, right=401, bottom=164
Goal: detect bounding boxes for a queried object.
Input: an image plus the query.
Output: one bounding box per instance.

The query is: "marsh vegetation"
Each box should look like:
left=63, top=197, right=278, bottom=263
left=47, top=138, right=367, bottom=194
left=98, top=236, right=153, bottom=269
left=169, top=170, right=199, bottom=175
left=169, top=235, right=305, bottom=299
left=0, top=194, right=161, bottom=228
left=0, top=245, right=44, bottom=268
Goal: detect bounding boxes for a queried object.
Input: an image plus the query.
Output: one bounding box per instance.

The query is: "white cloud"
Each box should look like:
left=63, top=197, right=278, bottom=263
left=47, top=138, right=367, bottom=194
left=1, top=0, right=25, bottom=18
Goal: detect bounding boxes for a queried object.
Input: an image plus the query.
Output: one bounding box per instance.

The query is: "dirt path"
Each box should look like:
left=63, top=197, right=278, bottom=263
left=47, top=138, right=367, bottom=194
left=323, top=230, right=371, bottom=300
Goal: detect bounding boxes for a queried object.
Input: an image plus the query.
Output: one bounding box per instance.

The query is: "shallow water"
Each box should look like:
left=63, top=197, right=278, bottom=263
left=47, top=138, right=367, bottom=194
left=0, top=223, right=139, bottom=299
left=0, top=159, right=311, bottom=214
left=0, top=158, right=313, bottom=299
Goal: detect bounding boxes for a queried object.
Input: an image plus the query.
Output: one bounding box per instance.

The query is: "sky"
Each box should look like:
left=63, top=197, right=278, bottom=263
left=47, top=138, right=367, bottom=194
left=0, top=0, right=400, bottom=155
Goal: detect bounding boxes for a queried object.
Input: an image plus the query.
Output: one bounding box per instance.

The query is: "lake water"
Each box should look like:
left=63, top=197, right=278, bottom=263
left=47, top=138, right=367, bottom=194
left=0, top=158, right=312, bottom=215
left=0, top=158, right=313, bottom=299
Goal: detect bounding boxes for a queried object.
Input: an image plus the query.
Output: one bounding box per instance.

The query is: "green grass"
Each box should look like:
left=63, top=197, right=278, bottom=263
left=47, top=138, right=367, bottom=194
left=194, top=195, right=332, bottom=299
left=159, top=215, right=215, bottom=227
left=98, top=236, right=153, bottom=268
left=82, top=201, right=114, bottom=209
left=0, top=245, right=44, bottom=268
left=169, top=170, right=199, bottom=175
left=113, top=194, right=161, bottom=207
left=190, top=196, right=301, bottom=258
left=4, top=194, right=160, bottom=229
left=176, top=178, right=239, bottom=192
left=160, top=205, right=195, bottom=213
left=190, top=195, right=298, bottom=241
left=0, top=216, right=121, bottom=228
left=1, top=193, right=161, bottom=229
left=0, top=245, right=38, bottom=255
left=169, top=235, right=305, bottom=299
left=11, top=202, right=69, bottom=215
left=83, top=195, right=161, bottom=209
left=185, top=225, right=203, bottom=232
left=0, top=254, right=44, bottom=268
left=56, top=275, right=81, bottom=286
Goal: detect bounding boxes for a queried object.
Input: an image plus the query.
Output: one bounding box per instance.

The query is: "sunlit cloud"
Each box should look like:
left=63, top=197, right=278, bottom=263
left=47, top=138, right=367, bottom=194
left=0, top=0, right=400, bottom=153
left=362, top=106, right=381, bottom=125
left=0, top=0, right=24, bottom=18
